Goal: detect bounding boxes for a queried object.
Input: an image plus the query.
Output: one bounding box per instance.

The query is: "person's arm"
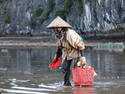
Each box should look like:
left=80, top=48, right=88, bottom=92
left=54, top=47, right=62, bottom=62
left=66, top=29, right=85, bottom=51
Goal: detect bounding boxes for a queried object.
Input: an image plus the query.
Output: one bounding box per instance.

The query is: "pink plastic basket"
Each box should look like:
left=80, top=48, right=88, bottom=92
left=72, top=67, right=94, bottom=86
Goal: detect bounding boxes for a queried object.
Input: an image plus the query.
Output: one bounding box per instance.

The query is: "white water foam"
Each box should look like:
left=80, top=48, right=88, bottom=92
left=3, top=89, right=48, bottom=94
left=38, top=83, right=57, bottom=89
left=12, top=86, right=56, bottom=91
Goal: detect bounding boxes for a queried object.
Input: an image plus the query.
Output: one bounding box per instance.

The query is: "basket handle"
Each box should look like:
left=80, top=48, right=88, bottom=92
left=80, top=63, right=84, bottom=69
left=80, top=63, right=88, bottom=69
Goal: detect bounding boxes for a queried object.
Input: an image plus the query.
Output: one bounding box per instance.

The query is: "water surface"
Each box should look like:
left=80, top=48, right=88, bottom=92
left=0, top=46, right=125, bottom=94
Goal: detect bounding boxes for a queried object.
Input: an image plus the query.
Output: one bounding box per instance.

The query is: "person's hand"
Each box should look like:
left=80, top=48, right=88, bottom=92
left=80, top=50, right=83, bottom=56
left=54, top=57, right=58, bottom=62
left=54, top=54, right=59, bottom=62
left=55, top=48, right=62, bottom=62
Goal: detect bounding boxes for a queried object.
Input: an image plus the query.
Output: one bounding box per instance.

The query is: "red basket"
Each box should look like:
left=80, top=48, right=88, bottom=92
left=72, top=67, right=94, bottom=86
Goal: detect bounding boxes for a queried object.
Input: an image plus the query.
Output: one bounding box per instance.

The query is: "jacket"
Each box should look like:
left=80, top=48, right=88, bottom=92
left=56, top=29, right=85, bottom=60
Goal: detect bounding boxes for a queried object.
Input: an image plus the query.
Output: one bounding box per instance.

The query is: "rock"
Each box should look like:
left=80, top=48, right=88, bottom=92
left=0, top=0, right=125, bottom=34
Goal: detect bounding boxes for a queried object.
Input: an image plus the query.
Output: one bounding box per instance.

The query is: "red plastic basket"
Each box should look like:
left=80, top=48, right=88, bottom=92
left=72, top=67, right=94, bottom=86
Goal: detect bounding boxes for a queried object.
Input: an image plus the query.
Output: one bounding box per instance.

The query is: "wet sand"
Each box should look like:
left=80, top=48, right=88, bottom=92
left=0, top=36, right=98, bottom=47
left=0, top=41, right=98, bottom=47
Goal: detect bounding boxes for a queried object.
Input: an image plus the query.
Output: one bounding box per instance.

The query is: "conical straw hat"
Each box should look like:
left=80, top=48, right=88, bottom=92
left=47, top=16, right=72, bottom=29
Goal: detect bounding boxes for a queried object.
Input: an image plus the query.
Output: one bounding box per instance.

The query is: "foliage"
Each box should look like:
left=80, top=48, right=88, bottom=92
left=55, top=0, right=74, bottom=20
left=55, top=10, right=67, bottom=20
left=39, top=18, right=44, bottom=25
left=78, top=0, right=83, bottom=16
left=3, top=8, right=8, bottom=14
left=28, top=0, right=55, bottom=28
left=85, top=0, right=91, bottom=3
left=0, top=0, right=3, bottom=3
left=0, top=0, right=12, bottom=3
left=34, top=8, right=43, bottom=17
left=48, top=0, right=55, bottom=10
left=102, top=0, right=107, bottom=7
left=44, top=10, right=51, bottom=19
left=3, top=16, right=11, bottom=24
left=64, top=0, right=73, bottom=14
left=3, top=8, right=11, bottom=24
left=112, top=0, right=116, bottom=4
left=38, top=11, right=50, bottom=24
left=28, top=18, right=37, bottom=29
left=39, top=10, right=50, bottom=25
left=39, top=0, right=55, bottom=24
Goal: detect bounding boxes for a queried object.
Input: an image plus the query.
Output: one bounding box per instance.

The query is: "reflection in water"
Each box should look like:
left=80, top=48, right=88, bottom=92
left=0, top=47, right=56, bottom=75
left=16, top=49, right=31, bottom=74
left=0, top=47, right=124, bottom=79
left=0, top=47, right=125, bottom=94
left=84, top=49, right=125, bottom=79
left=73, top=87, right=95, bottom=94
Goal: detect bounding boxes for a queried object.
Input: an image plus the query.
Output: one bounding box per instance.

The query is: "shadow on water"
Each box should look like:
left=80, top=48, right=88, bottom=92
left=0, top=46, right=125, bottom=94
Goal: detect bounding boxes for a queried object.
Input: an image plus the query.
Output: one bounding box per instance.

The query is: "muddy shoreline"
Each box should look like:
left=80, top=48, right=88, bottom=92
left=0, top=36, right=124, bottom=47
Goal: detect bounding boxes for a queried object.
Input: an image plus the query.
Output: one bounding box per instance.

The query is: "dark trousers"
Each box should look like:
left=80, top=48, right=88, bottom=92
left=61, top=59, right=72, bottom=84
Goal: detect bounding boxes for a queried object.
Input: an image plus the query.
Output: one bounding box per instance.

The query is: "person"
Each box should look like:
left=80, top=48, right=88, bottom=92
left=47, top=16, right=85, bottom=86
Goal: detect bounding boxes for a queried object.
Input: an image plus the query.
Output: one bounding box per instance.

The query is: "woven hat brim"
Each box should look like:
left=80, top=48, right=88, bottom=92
left=47, top=25, right=72, bottom=29
left=47, top=16, right=72, bottom=29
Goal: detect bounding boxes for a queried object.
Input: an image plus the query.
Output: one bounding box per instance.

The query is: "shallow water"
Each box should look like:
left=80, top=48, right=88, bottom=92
left=0, top=46, right=125, bottom=94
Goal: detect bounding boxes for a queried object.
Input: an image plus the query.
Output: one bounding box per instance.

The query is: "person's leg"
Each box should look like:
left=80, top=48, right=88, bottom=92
left=64, top=59, right=72, bottom=86
left=61, top=59, right=72, bottom=86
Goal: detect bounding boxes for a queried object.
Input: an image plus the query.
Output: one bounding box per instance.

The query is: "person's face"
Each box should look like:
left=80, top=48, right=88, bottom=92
left=53, top=28, right=62, bottom=32
left=53, top=27, right=63, bottom=39
left=53, top=28, right=62, bottom=35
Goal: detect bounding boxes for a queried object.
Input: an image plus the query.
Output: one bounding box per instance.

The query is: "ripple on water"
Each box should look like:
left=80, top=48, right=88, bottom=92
left=8, top=79, right=30, bottom=83
left=2, top=89, right=48, bottom=94
left=38, top=83, right=57, bottom=89
left=94, top=81, right=121, bottom=88
left=2, top=82, right=72, bottom=94
left=2, top=85, right=57, bottom=94
left=12, top=86, right=56, bottom=91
